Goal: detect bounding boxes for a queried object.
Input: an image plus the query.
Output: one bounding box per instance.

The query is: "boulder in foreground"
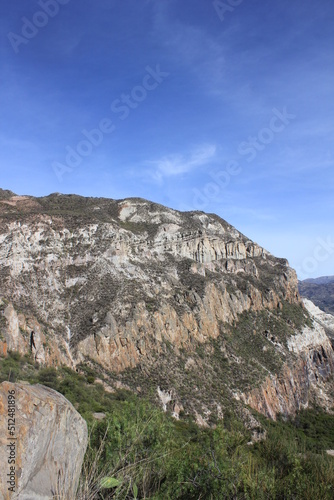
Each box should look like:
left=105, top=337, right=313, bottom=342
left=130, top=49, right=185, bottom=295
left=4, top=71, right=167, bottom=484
left=0, top=381, right=88, bottom=499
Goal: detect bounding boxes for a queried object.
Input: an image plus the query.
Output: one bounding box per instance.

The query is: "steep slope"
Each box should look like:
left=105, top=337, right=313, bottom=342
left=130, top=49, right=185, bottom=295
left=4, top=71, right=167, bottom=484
left=299, top=278, right=334, bottom=316
left=0, top=191, right=333, bottom=423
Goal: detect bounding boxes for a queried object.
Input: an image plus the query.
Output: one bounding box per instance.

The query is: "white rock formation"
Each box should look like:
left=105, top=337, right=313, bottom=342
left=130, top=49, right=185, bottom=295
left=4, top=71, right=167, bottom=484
left=302, top=298, right=334, bottom=333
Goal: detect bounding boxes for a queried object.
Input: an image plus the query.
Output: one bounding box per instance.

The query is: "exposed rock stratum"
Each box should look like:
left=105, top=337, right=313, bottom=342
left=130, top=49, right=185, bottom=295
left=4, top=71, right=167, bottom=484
left=0, top=190, right=333, bottom=423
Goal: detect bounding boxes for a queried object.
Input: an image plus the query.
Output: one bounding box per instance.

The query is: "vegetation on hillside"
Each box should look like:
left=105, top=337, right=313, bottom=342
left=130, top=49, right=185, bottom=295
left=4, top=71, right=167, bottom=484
left=116, top=303, right=311, bottom=418
left=1, top=351, right=334, bottom=499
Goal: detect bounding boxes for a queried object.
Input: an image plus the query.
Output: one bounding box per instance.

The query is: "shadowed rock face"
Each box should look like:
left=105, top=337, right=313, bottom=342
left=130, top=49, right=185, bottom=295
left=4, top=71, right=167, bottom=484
left=0, top=191, right=333, bottom=422
left=0, top=381, right=87, bottom=499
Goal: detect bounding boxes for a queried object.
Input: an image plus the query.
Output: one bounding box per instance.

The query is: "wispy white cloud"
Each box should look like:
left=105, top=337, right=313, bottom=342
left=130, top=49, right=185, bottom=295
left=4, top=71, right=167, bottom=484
left=142, top=144, right=216, bottom=183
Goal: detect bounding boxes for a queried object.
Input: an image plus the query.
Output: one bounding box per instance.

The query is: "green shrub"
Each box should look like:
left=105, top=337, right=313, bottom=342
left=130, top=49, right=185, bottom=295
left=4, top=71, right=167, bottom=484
left=79, top=402, right=334, bottom=499
left=1, top=352, right=334, bottom=499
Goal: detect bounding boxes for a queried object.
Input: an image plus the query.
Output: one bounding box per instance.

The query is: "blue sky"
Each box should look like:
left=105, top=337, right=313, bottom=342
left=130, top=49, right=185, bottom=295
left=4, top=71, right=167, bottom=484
left=1, top=0, right=333, bottom=278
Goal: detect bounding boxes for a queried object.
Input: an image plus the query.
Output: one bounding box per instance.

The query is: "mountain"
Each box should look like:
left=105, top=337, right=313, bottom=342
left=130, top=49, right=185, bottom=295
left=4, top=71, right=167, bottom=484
left=299, top=278, right=334, bottom=316
left=0, top=191, right=333, bottom=426
left=303, top=276, right=334, bottom=285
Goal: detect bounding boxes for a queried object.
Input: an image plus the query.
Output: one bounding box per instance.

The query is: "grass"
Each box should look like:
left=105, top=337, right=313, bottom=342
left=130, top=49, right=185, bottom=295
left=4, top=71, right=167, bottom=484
left=1, top=350, right=334, bottom=499
left=78, top=401, right=334, bottom=499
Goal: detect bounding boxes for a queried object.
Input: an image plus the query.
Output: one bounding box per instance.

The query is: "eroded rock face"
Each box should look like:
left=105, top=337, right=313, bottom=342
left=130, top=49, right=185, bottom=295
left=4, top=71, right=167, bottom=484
left=0, top=192, right=332, bottom=423
left=0, top=381, right=88, bottom=499
left=243, top=316, right=334, bottom=419
left=75, top=280, right=293, bottom=372
left=0, top=299, right=68, bottom=368
left=0, top=194, right=299, bottom=371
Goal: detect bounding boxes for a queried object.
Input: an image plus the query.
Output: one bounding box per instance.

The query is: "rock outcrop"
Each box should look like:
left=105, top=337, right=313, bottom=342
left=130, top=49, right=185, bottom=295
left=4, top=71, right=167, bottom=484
left=243, top=316, right=334, bottom=419
left=302, top=298, right=334, bottom=341
left=0, top=381, right=88, bottom=499
left=0, top=191, right=333, bottom=422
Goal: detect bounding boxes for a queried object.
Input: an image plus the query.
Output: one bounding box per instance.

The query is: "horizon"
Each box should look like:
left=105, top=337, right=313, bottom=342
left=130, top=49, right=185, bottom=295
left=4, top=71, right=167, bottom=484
left=1, top=0, right=333, bottom=279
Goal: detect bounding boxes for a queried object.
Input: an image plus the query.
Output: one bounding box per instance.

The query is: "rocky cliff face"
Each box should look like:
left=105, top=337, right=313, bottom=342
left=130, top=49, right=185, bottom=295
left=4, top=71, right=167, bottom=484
left=244, top=307, right=334, bottom=419
left=0, top=190, right=333, bottom=422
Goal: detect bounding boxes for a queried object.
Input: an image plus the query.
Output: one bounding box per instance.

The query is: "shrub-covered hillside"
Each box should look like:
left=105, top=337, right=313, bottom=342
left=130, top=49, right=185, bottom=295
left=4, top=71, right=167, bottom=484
left=1, top=351, right=334, bottom=499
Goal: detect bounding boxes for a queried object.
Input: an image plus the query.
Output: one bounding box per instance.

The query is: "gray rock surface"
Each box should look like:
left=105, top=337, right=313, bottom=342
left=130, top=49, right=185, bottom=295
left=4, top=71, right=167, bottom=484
left=0, top=381, right=88, bottom=499
left=0, top=192, right=333, bottom=423
left=0, top=193, right=298, bottom=372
